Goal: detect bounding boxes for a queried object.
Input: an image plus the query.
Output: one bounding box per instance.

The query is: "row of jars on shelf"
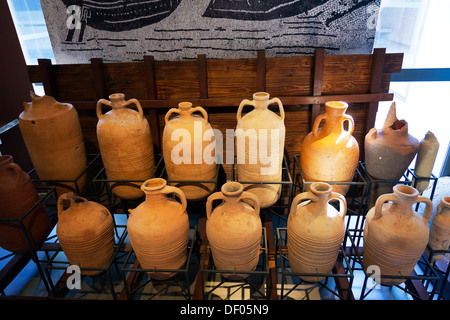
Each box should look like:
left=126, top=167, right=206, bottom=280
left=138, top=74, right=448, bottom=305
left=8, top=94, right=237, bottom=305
left=0, top=91, right=448, bottom=287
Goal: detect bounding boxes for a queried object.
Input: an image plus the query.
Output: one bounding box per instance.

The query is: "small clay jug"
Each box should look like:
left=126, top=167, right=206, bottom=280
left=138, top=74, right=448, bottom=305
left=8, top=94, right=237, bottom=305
left=127, top=178, right=189, bottom=280
left=300, top=101, right=359, bottom=196
left=57, top=193, right=115, bottom=276
left=206, top=181, right=262, bottom=280
left=428, top=196, right=450, bottom=262
left=236, top=92, right=285, bottom=208
left=363, top=185, right=432, bottom=286
left=0, top=155, right=49, bottom=253
left=364, top=102, right=419, bottom=207
left=97, top=93, right=155, bottom=200
left=413, top=131, right=439, bottom=193
left=287, top=182, right=346, bottom=282
left=19, top=92, right=87, bottom=196
left=163, top=102, right=217, bottom=201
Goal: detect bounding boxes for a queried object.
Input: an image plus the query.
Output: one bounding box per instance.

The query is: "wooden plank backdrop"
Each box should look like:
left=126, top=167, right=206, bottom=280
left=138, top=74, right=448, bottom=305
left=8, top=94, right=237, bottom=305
left=27, top=48, right=402, bottom=180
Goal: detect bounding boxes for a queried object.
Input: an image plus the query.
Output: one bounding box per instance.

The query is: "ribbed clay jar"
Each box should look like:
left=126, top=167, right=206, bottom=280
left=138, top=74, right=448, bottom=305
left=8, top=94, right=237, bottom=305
left=428, top=196, right=450, bottom=262
left=300, top=101, right=359, bottom=196
left=363, top=185, right=432, bottom=286
left=127, top=178, right=189, bottom=280
left=162, top=102, right=217, bottom=201
left=364, top=102, right=419, bottom=207
left=287, top=182, right=346, bottom=282
left=56, top=193, right=115, bottom=276
left=206, top=181, right=262, bottom=280
left=19, top=92, right=87, bottom=196
left=236, top=92, right=285, bottom=209
left=96, top=93, right=155, bottom=200
left=0, top=155, right=49, bottom=253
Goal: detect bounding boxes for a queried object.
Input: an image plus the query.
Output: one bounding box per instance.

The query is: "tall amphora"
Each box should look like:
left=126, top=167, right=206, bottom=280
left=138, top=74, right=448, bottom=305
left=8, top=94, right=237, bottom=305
left=19, top=92, right=87, bottom=195
left=206, top=182, right=262, bottom=280
left=163, top=102, right=217, bottom=201
left=300, top=101, right=359, bottom=196
left=363, top=185, right=432, bottom=286
left=97, top=93, right=155, bottom=200
left=236, top=92, right=285, bottom=208
left=127, top=178, right=189, bottom=280
left=287, top=182, right=346, bottom=282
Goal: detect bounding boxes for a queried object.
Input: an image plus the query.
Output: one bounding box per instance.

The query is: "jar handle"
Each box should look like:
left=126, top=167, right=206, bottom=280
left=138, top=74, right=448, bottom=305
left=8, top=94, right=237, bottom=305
left=329, top=191, right=347, bottom=220
left=289, top=192, right=317, bottom=216
left=6, top=162, right=25, bottom=184
left=206, top=192, right=226, bottom=219
left=269, top=97, right=285, bottom=121
left=312, top=114, right=327, bottom=136
left=341, top=114, right=355, bottom=135
left=164, top=108, right=180, bottom=124
left=373, top=193, right=397, bottom=220
left=96, top=98, right=111, bottom=120
left=162, top=186, right=187, bottom=215
left=189, top=106, right=208, bottom=122
left=124, top=98, right=144, bottom=118
left=237, top=99, right=257, bottom=122
left=57, top=192, right=87, bottom=216
left=238, top=191, right=261, bottom=217
left=415, top=196, right=433, bottom=223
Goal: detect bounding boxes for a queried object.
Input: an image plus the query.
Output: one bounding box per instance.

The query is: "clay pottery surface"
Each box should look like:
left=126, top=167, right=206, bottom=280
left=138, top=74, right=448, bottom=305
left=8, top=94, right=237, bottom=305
left=428, top=196, right=450, bottom=262
left=19, top=92, right=87, bottom=196
left=413, top=131, right=439, bottom=193
left=0, top=155, right=49, bottom=253
left=127, top=178, right=189, bottom=280
left=97, top=93, right=155, bottom=200
left=287, top=182, right=346, bottom=282
left=162, top=102, right=217, bottom=201
left=236, top=92, right=285, bottom=208
left=206, top=181, right=262, bottom=280
left=363, top=185, right=432, bottom=286
left=300, top=101, right=359, bottom=196
left=364, top=102, right=419, bottom=207
left=57, top=193, right=115, bottom=276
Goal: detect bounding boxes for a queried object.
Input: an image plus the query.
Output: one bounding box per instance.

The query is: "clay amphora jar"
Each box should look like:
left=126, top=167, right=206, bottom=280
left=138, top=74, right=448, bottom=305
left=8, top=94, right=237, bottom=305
left=19, top=92, right=87, bottom=196
left=162, top=102, right=217, bottom=201
left=413, top=131, right=439, bottom=193
left=56, top=193, right=115, bottom=276
left=428, top=196, right=450, bottom=262
left=363, top=184, right=432, bottom=286
left=97, top=93, right=155, bottom=200
left=287, top=182, right=346, bottom=282
left=364, top=102, right=419, bottom=207
left=0, top=155, right=49, bottom=253
left=127, top=178, right=189, bottom=280
left=206, top=181, right=262, bottom=280
left=236, top=92, right=285, bottom=209
left=300, top=101, right=359, bottom=196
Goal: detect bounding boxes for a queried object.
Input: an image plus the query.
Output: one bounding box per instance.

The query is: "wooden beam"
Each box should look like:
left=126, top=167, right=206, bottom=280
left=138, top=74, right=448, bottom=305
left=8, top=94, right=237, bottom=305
left=143, top=55, right=161, bottom=153
left=37, top=59, right=57, bottom=98
left=90, top=58, right=107, bottom=99
left=310, top=48, right=325, bottom=130
left=256, top=50, right=266, bottom=92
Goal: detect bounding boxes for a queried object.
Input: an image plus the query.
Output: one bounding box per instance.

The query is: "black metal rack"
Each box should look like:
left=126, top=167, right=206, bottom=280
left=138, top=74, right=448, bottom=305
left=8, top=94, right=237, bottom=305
left=200, top=227, right=270, bottom=300
left=120, top=226, right=198, bottom=300
left=276, top=227, right=354, bottom=300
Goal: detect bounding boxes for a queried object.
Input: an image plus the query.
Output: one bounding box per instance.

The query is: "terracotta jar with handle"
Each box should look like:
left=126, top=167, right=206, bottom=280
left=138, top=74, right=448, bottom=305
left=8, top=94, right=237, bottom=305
left=19, top=92, right=87, bottom=196
left=287, top=182, right=347, bottom=282
left=127, top=178, right=189, bottom=280
left=428, top=196, right=450, bottom=262
left=206, top=181, right=262, bottom=280
left=162, top=102, right=217, bottom=201
left=0, top=155, right=49, bottom=253
left=236, top=92, right=285, bottom=208
left=363, top=184, right=432, bottom=286
left=56, top=193, right=115, bottom=276
left=300, top=101, right=359, bottom=196
left=97, top=93, right=155, bottom=200
left=364, top=102, right=419, bottom=207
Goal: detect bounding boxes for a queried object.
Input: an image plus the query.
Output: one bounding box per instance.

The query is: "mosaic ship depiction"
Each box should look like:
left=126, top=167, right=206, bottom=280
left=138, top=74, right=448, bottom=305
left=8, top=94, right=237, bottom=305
left=202, top=0, right=328, bottom=20
left=62, top=0, right=182, bottom=32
